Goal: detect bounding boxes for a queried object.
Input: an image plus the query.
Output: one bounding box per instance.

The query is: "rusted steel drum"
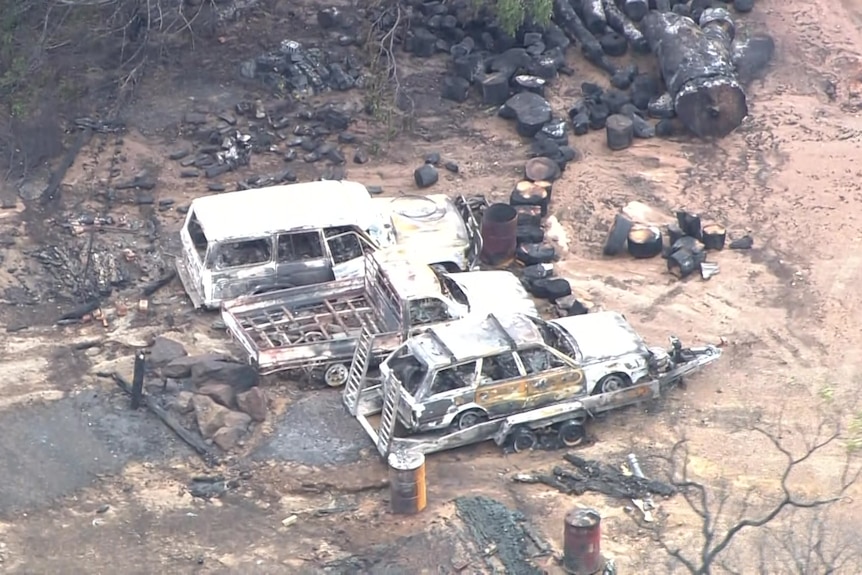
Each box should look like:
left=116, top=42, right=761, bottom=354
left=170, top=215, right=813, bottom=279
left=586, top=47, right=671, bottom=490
left=563, top=507, right=602, bottom=574
left=388, top=451, right=427, bottom=515
left=480, top=203, right=518, bottom=267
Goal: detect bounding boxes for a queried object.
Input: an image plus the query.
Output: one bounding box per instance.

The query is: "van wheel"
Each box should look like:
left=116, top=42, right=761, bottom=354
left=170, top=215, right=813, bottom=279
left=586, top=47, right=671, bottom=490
left=512, top=427, right=538, bottom=453
left=455, top=409, right=487, bottom=430
left=324, top=363, right=349, bottom=387
left=558, top=421, right=586, bottom=447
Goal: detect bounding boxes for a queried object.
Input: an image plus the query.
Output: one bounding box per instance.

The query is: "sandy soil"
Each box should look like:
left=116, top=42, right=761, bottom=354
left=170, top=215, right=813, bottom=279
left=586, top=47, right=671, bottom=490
left=2, top=0, right=862, bottom=572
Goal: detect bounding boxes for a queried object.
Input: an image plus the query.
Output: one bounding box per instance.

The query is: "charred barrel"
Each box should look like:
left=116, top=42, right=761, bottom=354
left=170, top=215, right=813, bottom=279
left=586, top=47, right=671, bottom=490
left=563, top=507, right=603, bottom=574
left=642, top=9, right=748, bottom=138
left=388, top=451, right=427, bottom=515
left=480, top=203, right=518, bottom=267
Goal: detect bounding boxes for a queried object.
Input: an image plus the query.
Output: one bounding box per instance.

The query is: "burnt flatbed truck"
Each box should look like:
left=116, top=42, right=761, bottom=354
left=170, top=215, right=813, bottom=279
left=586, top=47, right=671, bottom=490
left=342, top=312, right=721, bottom=457
left=221, top=251, right=538, bottom=387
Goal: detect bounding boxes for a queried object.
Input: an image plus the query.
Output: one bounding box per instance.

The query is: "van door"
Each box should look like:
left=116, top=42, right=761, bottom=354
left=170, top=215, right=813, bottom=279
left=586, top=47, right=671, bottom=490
left=474, top=352, right=527, bottom=417
left=326, top=226, right=376, bottom=280
left=517, top=347, right=585, bottom=410
left=274, top=230, right=334, bottom=288
left=210, top=237, right=276, bottom=302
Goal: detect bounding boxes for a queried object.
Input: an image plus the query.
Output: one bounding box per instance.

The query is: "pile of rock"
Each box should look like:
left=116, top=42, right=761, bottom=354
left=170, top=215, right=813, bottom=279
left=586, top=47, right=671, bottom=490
left=148, top=336, right=269, bottom=452
left=239, top=32, right=363, bottom=96
left=388, top=0, right=766, bottom=141
left=170, top=102, right=369, bottom=188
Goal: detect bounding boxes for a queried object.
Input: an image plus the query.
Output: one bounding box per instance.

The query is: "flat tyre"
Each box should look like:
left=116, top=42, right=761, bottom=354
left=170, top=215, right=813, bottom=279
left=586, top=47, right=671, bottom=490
left=558, top=420, right=586, bottom=447
left=512, top=427, right=538, bottom=453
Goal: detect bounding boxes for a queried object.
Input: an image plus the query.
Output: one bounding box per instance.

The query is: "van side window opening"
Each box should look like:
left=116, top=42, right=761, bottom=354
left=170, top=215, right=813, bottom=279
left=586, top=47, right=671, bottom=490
left=216, top=238, right=272, bottom=269
left=480, top=352, right=521, bottom=382
left=439, top=275, right=469, bottom=306
left=519, top=347, right=567, bottom=374
left=278, top=231, right=324, bottom=262
left=186, top=213, right=208, bottom=260
left=430, top=361, right=478, bottom=395
left=388, top=353, right=427, bottom=396
left=409, top=298, right=454, bottom=326
left=325, top=226, right=365, bottom=264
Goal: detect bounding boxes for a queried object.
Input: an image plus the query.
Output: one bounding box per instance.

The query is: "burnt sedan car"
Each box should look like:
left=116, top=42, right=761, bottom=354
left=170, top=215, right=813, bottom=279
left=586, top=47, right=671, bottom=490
left=380, top=311, right=683, bottom=433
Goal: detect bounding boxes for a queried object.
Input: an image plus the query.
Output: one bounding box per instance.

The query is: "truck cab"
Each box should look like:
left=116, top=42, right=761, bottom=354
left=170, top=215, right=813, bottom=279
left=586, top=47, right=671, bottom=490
left=176, top=181, right=482, bottom=309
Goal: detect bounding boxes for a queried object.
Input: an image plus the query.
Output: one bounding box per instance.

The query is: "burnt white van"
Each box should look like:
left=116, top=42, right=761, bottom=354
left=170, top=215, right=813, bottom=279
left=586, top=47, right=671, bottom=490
left=176, top=181, right=482, bottom=309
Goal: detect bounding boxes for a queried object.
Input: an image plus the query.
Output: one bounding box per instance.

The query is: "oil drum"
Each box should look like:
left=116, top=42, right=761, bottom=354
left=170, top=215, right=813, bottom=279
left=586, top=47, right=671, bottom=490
left=480, top=203, right=518, bottom=267
left=388, top=451, right=427, bottom=515
left=563, top=507, right=602, bottom=574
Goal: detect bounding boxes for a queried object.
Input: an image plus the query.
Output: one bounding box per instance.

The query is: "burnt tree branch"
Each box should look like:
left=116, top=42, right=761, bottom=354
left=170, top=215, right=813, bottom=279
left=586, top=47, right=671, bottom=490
left=656, top=419, right=862, bottom=575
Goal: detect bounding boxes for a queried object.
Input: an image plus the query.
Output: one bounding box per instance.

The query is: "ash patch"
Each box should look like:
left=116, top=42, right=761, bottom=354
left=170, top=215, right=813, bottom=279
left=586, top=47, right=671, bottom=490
left=0, top=390, right=183, bottom=514
left=319, top=526, right=466, bottom=575
left=253, top=392, right=372, bottom=465
left=455, top=495, right=547, bottom=575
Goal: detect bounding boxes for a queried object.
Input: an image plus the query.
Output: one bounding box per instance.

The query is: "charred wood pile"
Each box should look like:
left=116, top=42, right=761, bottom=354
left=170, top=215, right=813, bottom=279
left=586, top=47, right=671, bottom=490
left=375, top=0, right=771, bottom=142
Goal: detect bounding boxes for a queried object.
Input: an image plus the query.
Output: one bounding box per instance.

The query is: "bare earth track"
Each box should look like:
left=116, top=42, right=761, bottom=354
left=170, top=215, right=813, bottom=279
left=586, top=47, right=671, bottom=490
left=2, top=0, right=862, bottom=572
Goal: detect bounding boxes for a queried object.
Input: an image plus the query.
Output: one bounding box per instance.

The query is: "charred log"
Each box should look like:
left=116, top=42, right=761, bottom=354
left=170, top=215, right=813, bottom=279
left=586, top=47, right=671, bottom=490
left=579, top=0, right=608, bottom=35
left=601, top=0, right=650, bottom=53
left=642, top=9, right=747, bottom=138
left=623, top=0, right=649, bottom=21
left=553, top=0, right=617, bottom=74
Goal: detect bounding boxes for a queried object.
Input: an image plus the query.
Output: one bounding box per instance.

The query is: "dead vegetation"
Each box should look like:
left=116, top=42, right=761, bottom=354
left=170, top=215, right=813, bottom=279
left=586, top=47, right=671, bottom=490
left=653, top=392, right=862, bottom=575
left=0, top=0, right=223, bottom=181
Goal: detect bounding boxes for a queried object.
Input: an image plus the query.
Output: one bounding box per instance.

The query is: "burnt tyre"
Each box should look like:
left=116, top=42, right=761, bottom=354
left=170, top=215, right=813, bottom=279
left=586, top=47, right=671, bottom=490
left=511, top=427, right=538, bottom=453
left=324, top=363, right=349, bottom=387
left=529, top=277, right=572, bottom=300
left=626, top=225, right=663, bottom=259
left=701, top=223, right=727, bottom=250
left=455, top=409, right=487, bottom=430
left=603, top=212, right=634, bottom=256
left=558, top=420, right=586, bottom=447
left=595, top=372, right=631, bottom=394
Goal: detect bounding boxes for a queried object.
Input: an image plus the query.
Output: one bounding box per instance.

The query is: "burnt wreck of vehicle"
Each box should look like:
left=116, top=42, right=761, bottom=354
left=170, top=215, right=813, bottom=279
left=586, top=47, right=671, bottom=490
left=176, top=180, right=486, bottom=309
left=221, top=250, right=538, bottom=386
left=343, top=311, right=722, bottom=457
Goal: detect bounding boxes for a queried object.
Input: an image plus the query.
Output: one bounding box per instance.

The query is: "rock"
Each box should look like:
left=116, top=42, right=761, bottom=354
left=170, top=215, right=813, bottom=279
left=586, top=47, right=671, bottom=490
left=444, top=160, right=459, bottom=173
left=733, top=0, right=754, bottom=13
left=191, top=359, right=259, bottom=391
left=500, top=92, right=552, bottom=138
left=149, top=336, right=187, bottom=366
left=353, top=148, right=369, bottom=164
left=414, top=164, right=439, bottom=188
left=441, top=75, right=471, bottom=102
left=223, top=410, right=252, bottom=429
left=237, top=387, right=268, bottom=422
left=213, top=425, right=245, bottom=451
left=192, top=395, right=231, bottom=439
left=424, top=152, right=441, bottom=165
left=198, top=382, right=236, bottom=408
left=171, top=391, right=195, bottom=414
left=168, top=148, right=191, bottom=161
left=183, top=112, right=208, bottom=125
left=162, top=353, right=230, bottom=379
left=571, top=113, right=590, bottom=136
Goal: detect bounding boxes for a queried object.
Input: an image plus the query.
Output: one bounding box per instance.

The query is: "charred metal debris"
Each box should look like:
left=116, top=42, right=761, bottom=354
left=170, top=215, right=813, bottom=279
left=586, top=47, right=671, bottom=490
left=169, top=102, right=370, bottom=187
left=514, top=452, right=676, bottom=500
left=602, top=203, right=754, bottom=281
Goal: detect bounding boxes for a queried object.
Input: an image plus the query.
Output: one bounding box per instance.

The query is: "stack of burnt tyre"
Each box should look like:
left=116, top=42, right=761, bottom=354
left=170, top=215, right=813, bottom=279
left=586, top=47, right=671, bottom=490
left=603, top=208, right=748, bottom=280
left=505, top=159, right=587, bottom=315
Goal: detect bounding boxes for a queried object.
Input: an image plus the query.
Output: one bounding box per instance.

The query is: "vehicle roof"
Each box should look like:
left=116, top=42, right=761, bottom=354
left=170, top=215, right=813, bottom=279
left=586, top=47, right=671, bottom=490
left=189, top=181, right=379, bottom=242
left=372, top=252, right=443, bottom=300
left=409, top=313, right=544, bottom=368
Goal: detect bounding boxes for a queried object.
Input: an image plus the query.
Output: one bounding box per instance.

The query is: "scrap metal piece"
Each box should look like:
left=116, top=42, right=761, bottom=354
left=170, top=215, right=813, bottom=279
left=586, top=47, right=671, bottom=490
left=700, top=261, right=720, bottom=280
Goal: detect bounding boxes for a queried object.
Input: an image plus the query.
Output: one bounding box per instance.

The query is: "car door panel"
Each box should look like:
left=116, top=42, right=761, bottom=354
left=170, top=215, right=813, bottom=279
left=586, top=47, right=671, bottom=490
left=523, top=367, right=585, bottom=410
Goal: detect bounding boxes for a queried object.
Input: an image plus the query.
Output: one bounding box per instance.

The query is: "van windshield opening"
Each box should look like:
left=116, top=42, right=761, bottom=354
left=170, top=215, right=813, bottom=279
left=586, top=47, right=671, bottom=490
left=387, top=353, right=428, bottom=396
left=186, top=212, right=209, bottom=261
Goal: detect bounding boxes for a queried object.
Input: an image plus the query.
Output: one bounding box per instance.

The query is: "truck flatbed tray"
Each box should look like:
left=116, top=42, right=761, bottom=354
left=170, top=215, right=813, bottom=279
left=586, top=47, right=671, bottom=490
left=233, top=294, right=386, bottom=350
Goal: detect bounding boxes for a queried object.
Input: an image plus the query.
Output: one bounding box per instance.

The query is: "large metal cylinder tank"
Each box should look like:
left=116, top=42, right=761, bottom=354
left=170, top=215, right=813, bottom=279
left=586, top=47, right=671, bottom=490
left=563, top=507, right=602, bottom=574
left=480, top=203, right=518, bottom=267
left=388, top=451, right=427, bottom=515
